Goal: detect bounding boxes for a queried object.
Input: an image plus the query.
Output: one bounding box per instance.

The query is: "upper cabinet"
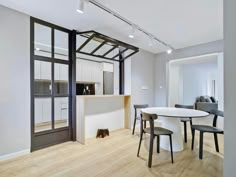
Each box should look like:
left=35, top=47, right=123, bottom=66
left=76, top=59, right=103, bottom=83
left=34, top=60, right=51, bottom=81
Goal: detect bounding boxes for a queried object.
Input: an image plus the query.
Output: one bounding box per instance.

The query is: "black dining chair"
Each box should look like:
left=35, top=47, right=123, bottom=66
left=137, top=112, right=174, bottom=168
left=132, top=104, right=149, bottom=135
left=175, top=104, right=194, bottom=143
left=191, top=109, right=224, bottom=159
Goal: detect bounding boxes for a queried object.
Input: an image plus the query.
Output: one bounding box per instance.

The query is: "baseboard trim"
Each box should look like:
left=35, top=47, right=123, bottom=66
left=0, top=149, right=30, bottom=161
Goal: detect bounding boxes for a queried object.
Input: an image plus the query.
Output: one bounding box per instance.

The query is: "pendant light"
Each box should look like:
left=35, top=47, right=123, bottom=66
left=77, top=0, right=85, bottom=13
left=128, top=26, right=135, bottom=38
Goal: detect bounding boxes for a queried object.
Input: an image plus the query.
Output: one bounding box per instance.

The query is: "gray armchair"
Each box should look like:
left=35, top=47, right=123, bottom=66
left=195, top=96, right=218, bottom=112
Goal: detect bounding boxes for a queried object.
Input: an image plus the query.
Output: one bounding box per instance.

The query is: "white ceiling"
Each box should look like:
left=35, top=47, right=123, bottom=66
left=0, top=0, right=223, bottom=54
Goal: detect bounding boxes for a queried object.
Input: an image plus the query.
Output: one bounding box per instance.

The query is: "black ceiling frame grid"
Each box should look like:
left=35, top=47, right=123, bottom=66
left=76, top=30, right=139, bottom=62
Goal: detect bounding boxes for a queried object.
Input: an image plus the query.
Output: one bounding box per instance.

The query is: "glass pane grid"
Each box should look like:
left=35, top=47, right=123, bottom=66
left=33, top=23, right=70, bottom=133
left=54, top=30, right=69, bottom=60
left=34, top=98, right=52, bottom=133
left=34, top=23, right=52, bottom=58
left=54, top=97, right=69, bottom=129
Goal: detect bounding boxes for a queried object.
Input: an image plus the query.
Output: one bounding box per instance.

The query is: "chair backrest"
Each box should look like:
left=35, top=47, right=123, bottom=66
left=141, top=112, right=157, bottom=121
left=209, top=109, right=224, bottom=127
left=140, top=112, right=157, bottom=134
left=175, top=104, right=194, bottom=109
left=134, top=104, right=149, bottom=118
left=134, top=104, right=149, bottom=109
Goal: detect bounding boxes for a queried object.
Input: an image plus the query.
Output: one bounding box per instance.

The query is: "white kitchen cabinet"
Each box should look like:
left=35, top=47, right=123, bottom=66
left=41, top=61, right=51, bottom=80
left=55, top=64, right=68, bottom=82
left=35, top=98, right=43, bottom=123
left=34, top=61, right=51, bottom=80
left=77, top=60, right=83, bottom=81
left=42, top=98, right=52, bottom=123
left=76, top=59, right=103, bottom=83
left=54, top=64, right=60, bottom=81
left=34, top=98, right=51, bottom=124
left=59, top=64, right=68, bottom=81
left=34, top=60, right=41, bottom=80
left=55, top=97, right=68, bottom=121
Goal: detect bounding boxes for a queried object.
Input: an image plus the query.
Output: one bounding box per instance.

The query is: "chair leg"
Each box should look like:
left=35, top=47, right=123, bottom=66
left=148, top=133, right=154, bottom=168
left=144, top=120, right=147, bottom=128
left=183, top=121, right=187, bottom=143
left=137, top=131, right=143, bottom=157
left=199, top=132, right=204, bottom=160
left=214, top=133, right=219, bottom=152
left=132, top=117, right=137, bottom=135
left=157, top=135, right=160, bottom=153
left=190, top=119, right=193, bottom=140
left=191, top=129, right=195, bottom=150
left=190, top=118, right=192, bottom=126
left=169, top=135, right=174, bottom=163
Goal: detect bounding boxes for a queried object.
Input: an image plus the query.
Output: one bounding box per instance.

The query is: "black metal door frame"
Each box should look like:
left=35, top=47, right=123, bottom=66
left=30, top=17, right=134, bottom=151
left=30, top=17, right=76, bottom=151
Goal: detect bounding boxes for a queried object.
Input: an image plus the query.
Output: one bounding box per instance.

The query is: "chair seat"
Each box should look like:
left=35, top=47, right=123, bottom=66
left=191, top=125, right=223, bottom=133
left=144, top=127, right=173, bottom=135
left=180, top=118, right=191, bottom=122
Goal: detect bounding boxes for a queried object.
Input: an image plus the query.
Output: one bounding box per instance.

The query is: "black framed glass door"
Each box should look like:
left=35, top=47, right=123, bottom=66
left=30, top=17, right=74, bottom=151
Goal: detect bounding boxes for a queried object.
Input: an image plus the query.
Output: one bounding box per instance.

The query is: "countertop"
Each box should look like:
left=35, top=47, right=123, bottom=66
left=76, top=95, right=130, bottom=98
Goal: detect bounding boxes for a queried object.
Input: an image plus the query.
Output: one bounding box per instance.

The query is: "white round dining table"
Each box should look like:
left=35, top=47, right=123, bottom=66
left=141, top=107, right=209, bottom=152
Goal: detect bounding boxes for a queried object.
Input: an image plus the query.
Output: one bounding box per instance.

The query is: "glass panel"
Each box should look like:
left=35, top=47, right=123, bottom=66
left=34, top=23, right=52, bottom=57
left=54, top=97, right=69, bottom=128
left=124, top=49, right=135, bottom=58
left=80, top=38, right=104, bottom=53
left=34, top=98, right=52, bottom=132
left=55, top=30, right=69, bottom=60
left=34, top=60, right=52, bottom=95
left=106, top=47, right=119, bottom=59
left=94, top=43, right=113, bottom=56
left=54, top=63, right=69, bottom=95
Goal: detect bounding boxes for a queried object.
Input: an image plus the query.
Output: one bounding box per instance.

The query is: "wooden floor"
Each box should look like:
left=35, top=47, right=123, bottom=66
left=0, top=126, right=223, bottom=177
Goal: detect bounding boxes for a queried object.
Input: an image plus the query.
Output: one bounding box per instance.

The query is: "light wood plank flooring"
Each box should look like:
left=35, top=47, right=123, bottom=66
left=0, top=127, right=223, bottom=177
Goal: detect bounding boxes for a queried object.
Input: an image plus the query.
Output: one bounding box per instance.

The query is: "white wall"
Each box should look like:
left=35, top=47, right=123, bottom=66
left=129, top=49, right=155, bottom=127
left=155, top=40, right=223, bottom=106
left=224, top=0, right=236, bottom=176
left=168, top=59, right=218, bottom=106
left=0, top=5, right=30, bottom=159
left=182, top=62, right=217, bottom=105
left=168, top=64, right=183, bottom=106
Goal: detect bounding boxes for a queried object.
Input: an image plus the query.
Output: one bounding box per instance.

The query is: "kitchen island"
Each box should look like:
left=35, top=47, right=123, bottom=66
left=76, top=95, right=131, bottom=144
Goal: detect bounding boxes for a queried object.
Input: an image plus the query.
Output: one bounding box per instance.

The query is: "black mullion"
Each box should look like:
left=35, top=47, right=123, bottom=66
left=51, top=28, right=55, bottom=130
left=120, top=50, right=139, bottom=62
left=54, top=94, right=70, bottom=98
left=119, top=50, right=125, bottom=95
left=70, top=30, right=76, bottom=141
left=53, top=59, right=69, bottom=65
left=34, top=55, right=52, bottom=62
left=35, top=94, right=53, bottom=98
left=30, top=18, right=35, bottom=150
left=112, top=48, right=128, bottom=59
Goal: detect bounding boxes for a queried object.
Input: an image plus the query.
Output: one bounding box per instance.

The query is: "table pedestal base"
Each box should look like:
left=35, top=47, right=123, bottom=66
left=159, top=116, right=183, bottom=152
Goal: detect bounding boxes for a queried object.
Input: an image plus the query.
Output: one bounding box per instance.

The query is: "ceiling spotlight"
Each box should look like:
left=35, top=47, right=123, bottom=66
left=167, top=49, right=172, bottom=54
left=77, top=0, right=85, bottom=13
left=128, top=26, right=135, bottom=38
